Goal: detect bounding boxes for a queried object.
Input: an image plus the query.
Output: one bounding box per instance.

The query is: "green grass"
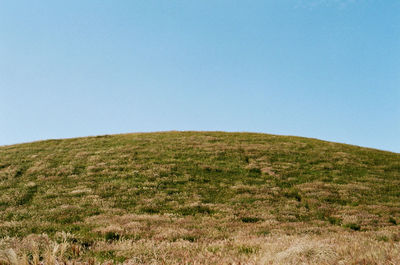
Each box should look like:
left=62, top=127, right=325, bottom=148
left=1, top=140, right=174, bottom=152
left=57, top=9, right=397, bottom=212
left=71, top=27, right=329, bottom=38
left=0, top=131, right=399, bottom=264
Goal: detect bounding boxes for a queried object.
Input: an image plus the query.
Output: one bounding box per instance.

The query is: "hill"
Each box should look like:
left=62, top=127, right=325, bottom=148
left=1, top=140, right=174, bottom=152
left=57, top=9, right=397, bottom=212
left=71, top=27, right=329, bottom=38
left=0, top=131, right=399, bottom=264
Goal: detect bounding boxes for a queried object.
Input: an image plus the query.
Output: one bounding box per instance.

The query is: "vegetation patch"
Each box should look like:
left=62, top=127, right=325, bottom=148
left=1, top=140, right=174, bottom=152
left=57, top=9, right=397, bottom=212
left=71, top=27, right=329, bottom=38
left=178, top=205, right=214, bottom=216
left=241, top=217, right=263, bottom=223
left=237, top=245, right=259, bottom=255
left=105, top=231, right=121, bottom=241
left=389, top=217, right=397, bottom=225
left=344, top=223, right=361, bottom=231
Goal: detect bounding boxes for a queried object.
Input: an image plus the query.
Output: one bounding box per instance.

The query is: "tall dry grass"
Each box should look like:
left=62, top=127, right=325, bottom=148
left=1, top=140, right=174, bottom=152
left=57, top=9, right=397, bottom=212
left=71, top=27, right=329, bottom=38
left=1, top=227, right=399, bottom=264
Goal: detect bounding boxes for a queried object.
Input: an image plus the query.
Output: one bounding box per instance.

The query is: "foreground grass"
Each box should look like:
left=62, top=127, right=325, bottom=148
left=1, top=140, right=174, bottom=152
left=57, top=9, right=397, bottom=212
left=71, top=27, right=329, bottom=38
left=0, top=131, right=399, bottom=264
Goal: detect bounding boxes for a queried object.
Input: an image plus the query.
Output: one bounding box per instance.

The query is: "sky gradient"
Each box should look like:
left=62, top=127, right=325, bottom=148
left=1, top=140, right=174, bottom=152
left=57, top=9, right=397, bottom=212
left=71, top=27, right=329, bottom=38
left=1, top=0, right=399, bottom=152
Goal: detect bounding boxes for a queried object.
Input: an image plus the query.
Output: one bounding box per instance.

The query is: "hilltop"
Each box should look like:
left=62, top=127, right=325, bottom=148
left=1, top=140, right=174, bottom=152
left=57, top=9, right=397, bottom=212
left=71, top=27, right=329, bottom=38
left=0, top=131, right=399, bottom=264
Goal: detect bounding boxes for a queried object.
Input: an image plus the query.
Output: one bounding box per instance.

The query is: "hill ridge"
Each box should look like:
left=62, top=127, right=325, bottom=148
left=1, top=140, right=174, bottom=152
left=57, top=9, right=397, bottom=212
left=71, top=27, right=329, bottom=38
left=0, top=131, right=399, bottom=264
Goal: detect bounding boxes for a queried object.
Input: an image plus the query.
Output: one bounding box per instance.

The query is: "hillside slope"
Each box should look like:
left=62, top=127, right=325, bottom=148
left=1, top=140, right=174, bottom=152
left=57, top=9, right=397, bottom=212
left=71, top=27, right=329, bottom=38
left=0, top=131, right=399, bottom=264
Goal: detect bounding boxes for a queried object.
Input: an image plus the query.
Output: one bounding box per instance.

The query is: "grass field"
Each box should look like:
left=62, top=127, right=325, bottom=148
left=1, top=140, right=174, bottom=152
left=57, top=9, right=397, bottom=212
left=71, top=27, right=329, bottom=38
left=0, top=131, right=399, bottom=264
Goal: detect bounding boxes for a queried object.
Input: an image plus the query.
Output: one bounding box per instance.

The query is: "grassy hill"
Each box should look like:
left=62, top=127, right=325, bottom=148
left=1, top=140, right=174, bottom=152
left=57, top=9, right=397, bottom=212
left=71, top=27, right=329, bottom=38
left=0, top=131, right=399, bottom=264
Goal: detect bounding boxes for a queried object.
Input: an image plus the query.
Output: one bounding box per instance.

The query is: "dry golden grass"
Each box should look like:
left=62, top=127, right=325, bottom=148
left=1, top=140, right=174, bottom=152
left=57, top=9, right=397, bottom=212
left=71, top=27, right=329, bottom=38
left=1, top=225, right=399, bottom=264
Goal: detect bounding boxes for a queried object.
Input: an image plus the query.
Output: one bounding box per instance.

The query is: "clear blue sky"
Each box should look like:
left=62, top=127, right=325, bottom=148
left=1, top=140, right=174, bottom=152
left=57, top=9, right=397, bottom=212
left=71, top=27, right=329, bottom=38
left=1, top=0, right=399, bottom=152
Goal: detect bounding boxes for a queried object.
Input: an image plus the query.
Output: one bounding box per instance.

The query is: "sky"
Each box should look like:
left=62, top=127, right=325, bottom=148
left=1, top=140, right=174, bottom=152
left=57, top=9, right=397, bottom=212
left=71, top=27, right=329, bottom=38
left=0, top=0, right=399, bottom=153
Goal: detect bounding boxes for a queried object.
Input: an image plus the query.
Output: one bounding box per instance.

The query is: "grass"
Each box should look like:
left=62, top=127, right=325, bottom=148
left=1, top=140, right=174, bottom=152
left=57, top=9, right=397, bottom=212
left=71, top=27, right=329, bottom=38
left=0, top=131, right=399, bottom=264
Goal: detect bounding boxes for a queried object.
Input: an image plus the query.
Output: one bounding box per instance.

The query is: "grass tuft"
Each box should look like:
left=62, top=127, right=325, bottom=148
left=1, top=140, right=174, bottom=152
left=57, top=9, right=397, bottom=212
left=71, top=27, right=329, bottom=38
left=344, top=223, right=361, bottom=231
left=241, top=217, right=262, bottom=223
